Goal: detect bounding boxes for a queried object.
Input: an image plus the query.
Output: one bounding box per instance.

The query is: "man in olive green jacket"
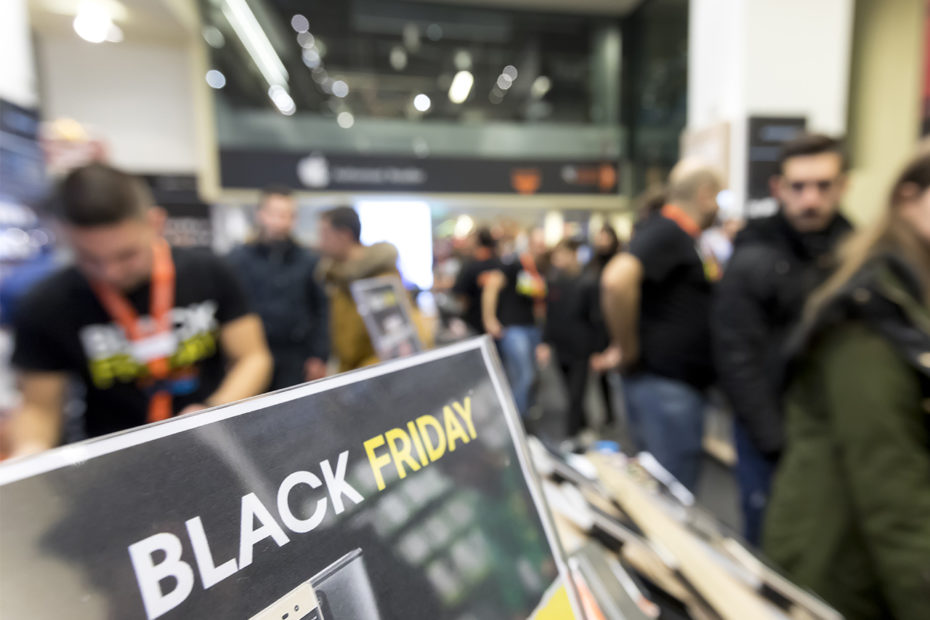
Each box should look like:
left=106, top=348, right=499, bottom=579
left=764, top=256, right=930, bottom=619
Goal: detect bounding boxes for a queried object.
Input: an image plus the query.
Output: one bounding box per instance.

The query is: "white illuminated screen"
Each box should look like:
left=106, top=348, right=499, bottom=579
left=356, top=201, right=434, bottom=291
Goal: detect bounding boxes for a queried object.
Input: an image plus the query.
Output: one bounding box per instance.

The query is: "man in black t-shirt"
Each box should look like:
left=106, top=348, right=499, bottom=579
left=481, top=234, right=547, bottom=418
left=602, top=160, right=722, bottom=490
left=7, top=164, right=272, bottom=456
left=452, top=228, right=501, bottom=334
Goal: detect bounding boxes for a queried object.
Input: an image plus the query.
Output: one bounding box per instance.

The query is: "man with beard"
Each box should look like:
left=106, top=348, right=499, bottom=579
left=713, top=134, right=852, bottom=545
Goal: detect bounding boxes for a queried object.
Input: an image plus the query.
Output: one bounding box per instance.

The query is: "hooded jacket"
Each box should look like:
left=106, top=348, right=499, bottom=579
left=764, top=254, right=930, bottom=619
left=712, top=211, right=852, bottom=456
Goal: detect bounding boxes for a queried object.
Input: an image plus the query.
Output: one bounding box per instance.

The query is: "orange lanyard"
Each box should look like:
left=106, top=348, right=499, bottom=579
left=90, top=239, right=176, bottom=422
left=661, top=204, right=721, bottom=282
left=661, top=204, right=701, bottom=239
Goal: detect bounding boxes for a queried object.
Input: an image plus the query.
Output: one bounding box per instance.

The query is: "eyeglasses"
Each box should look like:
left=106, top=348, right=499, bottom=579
left=787, top=179, right=837, bottom=194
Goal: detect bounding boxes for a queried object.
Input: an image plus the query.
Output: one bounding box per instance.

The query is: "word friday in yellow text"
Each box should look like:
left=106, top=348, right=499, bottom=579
left=364, top=397, right=477, bottom=490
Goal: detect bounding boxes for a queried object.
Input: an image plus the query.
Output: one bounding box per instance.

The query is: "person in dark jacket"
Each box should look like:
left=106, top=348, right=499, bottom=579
left=537, top=239, right=592, bottom=437
left=227, top=186, right=329, bottom=391
left=712, top=134, right=852, bottom=545
left=586, top=225, right=622, bottom=428
left=764, top=148, right=930, bottom=620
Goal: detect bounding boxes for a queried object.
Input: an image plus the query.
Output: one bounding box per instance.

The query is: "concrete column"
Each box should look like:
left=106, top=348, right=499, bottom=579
left=686, top=0, right=855, bottom=215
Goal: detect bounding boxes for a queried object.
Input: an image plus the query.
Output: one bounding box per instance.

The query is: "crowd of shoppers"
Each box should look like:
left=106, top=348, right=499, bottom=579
left=4, top=133, right=930, bottom=618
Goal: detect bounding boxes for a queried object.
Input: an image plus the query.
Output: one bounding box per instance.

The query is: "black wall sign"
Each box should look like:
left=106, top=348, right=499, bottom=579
left=746, top=116, right=807, bottom=200
left=220, top=149, right=619, bottom=195
left=0, top=338, right=575, bottom=620
left=0, top=99, right=46, bottom=205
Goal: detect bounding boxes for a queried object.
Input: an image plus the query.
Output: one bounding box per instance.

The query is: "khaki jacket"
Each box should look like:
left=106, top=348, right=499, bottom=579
left=319, top=243, right=432, bottom=372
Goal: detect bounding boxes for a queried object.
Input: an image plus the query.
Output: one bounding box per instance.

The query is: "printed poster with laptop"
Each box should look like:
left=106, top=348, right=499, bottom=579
left=351, top=275, right=423, bottom=361
left=0, top=337, right=579, bottom=620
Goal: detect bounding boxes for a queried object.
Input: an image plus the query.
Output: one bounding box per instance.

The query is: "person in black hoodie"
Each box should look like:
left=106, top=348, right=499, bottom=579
left=712, top=134, right=853, bottom=545
left=228, top=186, right=329, bottom=390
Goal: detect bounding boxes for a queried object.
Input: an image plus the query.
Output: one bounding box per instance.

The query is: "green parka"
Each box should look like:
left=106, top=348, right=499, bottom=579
left=764, top=255, right=930, bottom=619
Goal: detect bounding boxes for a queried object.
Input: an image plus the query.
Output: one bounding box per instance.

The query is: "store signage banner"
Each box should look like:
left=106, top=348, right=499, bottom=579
left=0, top=338, right=574, bottom=620
left=351, top=276, right=423, bottom=361
left=219, top=148, right=619, bottom=195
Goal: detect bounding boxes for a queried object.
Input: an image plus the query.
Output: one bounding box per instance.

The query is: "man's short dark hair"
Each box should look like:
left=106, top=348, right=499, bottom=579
left=260, top=185, right=293, bottom=202
left=777, top=133, right=847, bottom=174
left=51, top=163, right=153, bottom=226
left=475, top=227, right=497, bottom=249
left=321, top=206, right=361, bottom=243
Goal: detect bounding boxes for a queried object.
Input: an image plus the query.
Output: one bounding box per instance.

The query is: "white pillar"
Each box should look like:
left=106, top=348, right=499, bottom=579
left=0, top=0, right=37, bottom=108
left=686, top=0, right=855, bottom=215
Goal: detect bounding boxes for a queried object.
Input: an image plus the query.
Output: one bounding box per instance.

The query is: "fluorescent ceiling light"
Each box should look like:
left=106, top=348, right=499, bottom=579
left=268, top=85, right=296, bottom=115
left=222, top=0, right=288, bottom=89
left=448, top=71, right=473, bottom=104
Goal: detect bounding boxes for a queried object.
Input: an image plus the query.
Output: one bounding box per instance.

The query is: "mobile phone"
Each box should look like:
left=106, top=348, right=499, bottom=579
left=249, top=549, right=381, bottom=620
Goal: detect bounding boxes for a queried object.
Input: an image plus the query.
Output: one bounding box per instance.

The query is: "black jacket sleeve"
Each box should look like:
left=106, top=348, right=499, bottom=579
left=305, top=254, right=330, bottom=361
left=712, top=247, right=785, bottom=457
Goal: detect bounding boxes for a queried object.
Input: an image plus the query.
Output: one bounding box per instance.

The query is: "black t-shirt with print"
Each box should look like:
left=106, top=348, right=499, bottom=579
left=453, top=256, right=502, bottom=334
left=12, top=247, right=250, bottom=439
left=628, top=214, right=715, bottom=389
left=496, top=257, right=537, bottom=327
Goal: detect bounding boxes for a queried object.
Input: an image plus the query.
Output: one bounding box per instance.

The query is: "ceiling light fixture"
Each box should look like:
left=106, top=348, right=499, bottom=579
left=106, top=24, right=123, bottom=43
left=332, top=80, right=349, bottom=98
left=413, top=94, right=431, bottom=112
left=73, top=3, right=113, bottom=44
left=268, top=85, right=296, bottom=115
left=290, top=14, right=309, bottom=33
left=297, top=32, right=315, bottom=48
left=302, top=49, right=321, bottom=69
left=337, top=111, right=355, bottom=129
left=448, top=71, right=474, bottom=104
left=531, top=75, right=552, bottom=98
left=205, top=70, right=227, bottom=89
left=222, top=0, right=289, bottom=90
left=390, top=46, right=408, bottom=71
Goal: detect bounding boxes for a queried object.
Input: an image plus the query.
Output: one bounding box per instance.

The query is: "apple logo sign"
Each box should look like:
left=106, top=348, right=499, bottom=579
left=297, top=154, right=330, bottom=188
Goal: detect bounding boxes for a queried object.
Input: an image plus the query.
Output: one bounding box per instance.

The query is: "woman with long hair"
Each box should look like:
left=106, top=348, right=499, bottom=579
left=763, top=149, right=930, bottom=619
